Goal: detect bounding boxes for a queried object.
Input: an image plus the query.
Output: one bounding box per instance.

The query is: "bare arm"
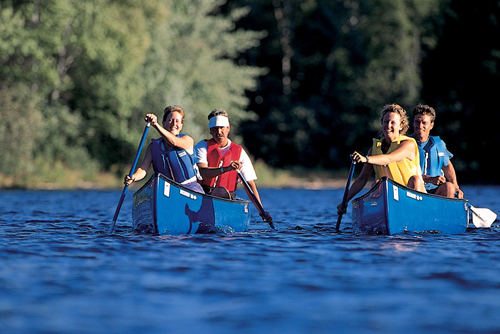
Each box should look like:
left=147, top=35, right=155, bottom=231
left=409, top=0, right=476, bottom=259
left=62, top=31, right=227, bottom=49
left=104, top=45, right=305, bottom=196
left=146, top=113, right=194, bottom=151
left=353, top=140, right=416, bottom=166
left=197, top=161, right=242, bottom=180
left=336, top=163, right=373, bottom=214
left=422, top=174, right=446, bottom=185
left=245, top=180, right=263, bottom=209
left=345, top=163, right=373, bottom=203
left=442, top=161, right=463, bottom=197
left=244, top=179, right=273, bottom=223
left=124, top=144, right=153, bottom=185
left=337, top=148, right=374, bottom=214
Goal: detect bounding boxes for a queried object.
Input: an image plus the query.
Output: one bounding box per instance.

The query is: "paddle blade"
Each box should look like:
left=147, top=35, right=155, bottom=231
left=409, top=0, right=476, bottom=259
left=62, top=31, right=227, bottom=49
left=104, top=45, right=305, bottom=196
left=470, top=206, right=497, bottom=228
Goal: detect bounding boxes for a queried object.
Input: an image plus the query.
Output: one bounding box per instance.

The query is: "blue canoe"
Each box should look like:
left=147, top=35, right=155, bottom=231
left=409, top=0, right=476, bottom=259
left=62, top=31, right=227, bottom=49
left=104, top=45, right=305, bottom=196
left=351, top=177, right=470, bottom=235
left=132, top=173, right=251, bottom=235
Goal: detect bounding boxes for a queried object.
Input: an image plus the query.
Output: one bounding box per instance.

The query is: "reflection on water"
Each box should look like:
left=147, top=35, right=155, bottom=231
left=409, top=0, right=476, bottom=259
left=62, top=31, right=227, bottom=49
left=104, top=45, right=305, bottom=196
left=0, top=186, right=499, bottom=333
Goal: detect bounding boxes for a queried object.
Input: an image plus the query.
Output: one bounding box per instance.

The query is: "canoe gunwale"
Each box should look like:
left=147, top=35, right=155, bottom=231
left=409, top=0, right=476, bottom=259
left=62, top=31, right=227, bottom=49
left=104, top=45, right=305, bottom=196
left=136, top=173, right=251, bottom=205
left=354, top=177, right=469, bottom=205
left=352, top=177, right=469, bottom=235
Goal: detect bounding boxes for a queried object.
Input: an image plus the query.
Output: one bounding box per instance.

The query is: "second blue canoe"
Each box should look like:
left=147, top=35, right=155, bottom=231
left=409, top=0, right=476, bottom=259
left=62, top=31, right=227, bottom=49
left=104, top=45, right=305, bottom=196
left=351, top=177, right=470, bottom=235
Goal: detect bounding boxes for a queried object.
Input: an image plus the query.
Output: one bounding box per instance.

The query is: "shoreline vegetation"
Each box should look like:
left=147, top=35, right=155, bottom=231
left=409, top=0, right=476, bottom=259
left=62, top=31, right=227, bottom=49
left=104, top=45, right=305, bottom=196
left=2, top=2, right=498, bottom=192
left=0, top=160, right=348, bottom=190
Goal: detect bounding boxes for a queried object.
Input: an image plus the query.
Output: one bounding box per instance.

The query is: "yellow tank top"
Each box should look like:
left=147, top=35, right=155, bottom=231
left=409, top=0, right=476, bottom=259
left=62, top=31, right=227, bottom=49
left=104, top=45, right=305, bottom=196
left=371, top=135, right=421, bottom=186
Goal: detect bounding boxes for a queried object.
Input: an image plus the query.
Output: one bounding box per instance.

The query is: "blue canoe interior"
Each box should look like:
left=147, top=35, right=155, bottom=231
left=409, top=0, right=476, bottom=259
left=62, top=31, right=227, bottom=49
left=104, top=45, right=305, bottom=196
left=351, top=177, right=470, bottom=235
left=132, top=173, right=251, bottom=235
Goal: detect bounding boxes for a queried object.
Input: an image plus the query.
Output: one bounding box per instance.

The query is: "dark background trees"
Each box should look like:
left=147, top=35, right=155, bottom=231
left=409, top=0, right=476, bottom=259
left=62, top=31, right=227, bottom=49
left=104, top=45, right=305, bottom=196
left=225, top=0, right=499, bottom=182
left=1, top=0, right=498, bottom=187
left=420, top=1, right=500, bottom=182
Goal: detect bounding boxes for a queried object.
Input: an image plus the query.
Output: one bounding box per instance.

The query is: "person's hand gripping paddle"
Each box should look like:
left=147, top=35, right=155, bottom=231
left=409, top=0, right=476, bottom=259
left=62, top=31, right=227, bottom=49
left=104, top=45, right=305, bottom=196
left=237, top=170, right=275, bottom=230
left=336, top=159, right=356, bottom=232
left=109, top=123, right=151, bottom=234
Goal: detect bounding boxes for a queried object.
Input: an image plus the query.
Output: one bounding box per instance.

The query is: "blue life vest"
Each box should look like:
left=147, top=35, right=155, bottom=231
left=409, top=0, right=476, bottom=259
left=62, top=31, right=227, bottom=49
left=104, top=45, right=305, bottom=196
left=411, top=135, right=452, bottom=190
left=151, top=136, right=197, bottom=183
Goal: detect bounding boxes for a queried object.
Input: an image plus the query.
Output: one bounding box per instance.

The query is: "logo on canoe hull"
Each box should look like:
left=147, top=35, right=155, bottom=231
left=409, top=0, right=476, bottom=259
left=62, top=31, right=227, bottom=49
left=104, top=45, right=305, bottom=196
left=406, top=191, right=423, bottom=201
left=180, top=189, right=197, bottom=200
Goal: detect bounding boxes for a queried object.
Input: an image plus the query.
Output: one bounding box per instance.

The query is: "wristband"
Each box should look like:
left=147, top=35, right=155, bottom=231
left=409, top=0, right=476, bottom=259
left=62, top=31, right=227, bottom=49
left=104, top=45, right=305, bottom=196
left=365, top=156, right=370, bottom=164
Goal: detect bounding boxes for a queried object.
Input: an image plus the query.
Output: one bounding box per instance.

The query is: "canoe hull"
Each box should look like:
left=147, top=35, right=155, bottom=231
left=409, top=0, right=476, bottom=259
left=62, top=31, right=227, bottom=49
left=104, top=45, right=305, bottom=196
left=352, top=177, right=470, bottom=235
left=132, top=174, right=251, bottom=235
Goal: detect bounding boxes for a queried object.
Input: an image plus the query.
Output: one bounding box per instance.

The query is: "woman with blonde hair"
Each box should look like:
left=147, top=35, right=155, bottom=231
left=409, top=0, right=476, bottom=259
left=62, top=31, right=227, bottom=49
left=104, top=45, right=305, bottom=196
left=337, top=104, right=425, bottom=213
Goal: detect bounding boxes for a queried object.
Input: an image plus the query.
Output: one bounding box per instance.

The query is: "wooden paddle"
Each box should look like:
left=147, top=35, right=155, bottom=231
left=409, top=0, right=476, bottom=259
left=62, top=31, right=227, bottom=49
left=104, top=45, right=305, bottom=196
left=336, top=160, right=356, bottom=232
left=109, top=123, right=151, bottom=234
left=469, top=205, right=497, bottom=228
left=237, top=170, right=275, bottom=230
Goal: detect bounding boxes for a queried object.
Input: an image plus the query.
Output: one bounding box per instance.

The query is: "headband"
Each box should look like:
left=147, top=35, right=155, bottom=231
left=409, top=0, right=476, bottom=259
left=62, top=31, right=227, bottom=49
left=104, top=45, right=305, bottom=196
left=208, top=115, right=230, bottom=129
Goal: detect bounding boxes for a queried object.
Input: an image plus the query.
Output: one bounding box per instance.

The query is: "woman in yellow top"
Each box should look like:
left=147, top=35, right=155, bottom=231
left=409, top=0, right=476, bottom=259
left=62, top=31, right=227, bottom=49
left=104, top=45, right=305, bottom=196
left=338, top=104, right=426, bottom=212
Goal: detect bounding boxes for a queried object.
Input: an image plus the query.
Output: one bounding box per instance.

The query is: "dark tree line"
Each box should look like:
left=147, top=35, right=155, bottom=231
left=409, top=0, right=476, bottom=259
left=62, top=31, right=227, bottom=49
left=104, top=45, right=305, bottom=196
left=223, top=0, right=500, bottom=183
left=1, top=0, right=499, bottom=187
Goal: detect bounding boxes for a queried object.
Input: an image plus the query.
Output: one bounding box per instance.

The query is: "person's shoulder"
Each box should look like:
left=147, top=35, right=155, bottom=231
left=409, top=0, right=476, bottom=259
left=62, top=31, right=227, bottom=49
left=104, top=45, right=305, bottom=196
left=397, top=135, right=416, bottom=145
left=194, top=139, right=209, bottom=148
left=228, top=140, right=244, bottom=150
left=429, top=135, right=447, bottom=147
left=429, top=135, right=444, bottom=143
left=399, top=136, right=418, bottom=150
left=178, top=133, right=195, bottom=144
left=400, top=135, right=416, bottom=142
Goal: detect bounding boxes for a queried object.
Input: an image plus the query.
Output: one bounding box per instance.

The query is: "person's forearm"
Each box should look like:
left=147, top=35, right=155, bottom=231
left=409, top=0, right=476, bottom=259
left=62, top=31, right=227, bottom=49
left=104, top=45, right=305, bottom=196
left=443, top=163, right=458, bottom=187
left=198, top=165, right=230, bottom=180
left=130, top=168, right=147, bottom=182
left=153, top=123, right=180, bottom=147
left=247, top=180, right=263, bottom=206
left=198, top=161, right=241, bottom=180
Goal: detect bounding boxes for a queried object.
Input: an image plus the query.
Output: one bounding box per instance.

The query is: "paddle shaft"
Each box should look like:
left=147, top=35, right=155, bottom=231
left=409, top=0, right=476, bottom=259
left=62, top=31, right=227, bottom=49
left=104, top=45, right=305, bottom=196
left=237, top=170, right=275, bottom=230
left=336, top=161, right=356, bottom=231
left=109, top=123, right=151, bottom=233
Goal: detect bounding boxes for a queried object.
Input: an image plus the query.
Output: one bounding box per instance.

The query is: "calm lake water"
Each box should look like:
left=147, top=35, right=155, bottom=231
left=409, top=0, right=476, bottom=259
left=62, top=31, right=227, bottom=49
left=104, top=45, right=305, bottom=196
left=1, top=185, right=499, bottom=334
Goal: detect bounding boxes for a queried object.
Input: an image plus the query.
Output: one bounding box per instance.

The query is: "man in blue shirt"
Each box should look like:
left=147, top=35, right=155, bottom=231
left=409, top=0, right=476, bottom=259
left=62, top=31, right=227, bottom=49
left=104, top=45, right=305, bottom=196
left=411, top=104, right=463, bottom=198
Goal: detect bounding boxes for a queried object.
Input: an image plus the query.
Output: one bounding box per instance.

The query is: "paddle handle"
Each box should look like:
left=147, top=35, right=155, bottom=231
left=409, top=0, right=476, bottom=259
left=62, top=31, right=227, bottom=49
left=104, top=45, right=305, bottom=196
left=109, top=123, right=151, bottom=233
left=336, top=160, right=356, bottom=231
left=237, top=170, right=275, bottom=230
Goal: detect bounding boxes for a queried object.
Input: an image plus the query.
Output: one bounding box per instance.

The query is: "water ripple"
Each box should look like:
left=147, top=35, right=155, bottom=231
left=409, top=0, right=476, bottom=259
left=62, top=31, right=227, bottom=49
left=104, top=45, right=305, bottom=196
left=0, top=187, right=499, bottom=333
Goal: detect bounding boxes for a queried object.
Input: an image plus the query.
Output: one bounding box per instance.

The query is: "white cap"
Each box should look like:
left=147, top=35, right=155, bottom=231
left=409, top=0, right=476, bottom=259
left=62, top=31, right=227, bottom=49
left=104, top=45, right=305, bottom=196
left=208, top=115, right=230, bottom=129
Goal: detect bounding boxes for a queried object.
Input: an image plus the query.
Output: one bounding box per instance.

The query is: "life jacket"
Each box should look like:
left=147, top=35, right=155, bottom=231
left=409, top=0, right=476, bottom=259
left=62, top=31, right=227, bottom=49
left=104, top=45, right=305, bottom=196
left=199, top=139, right=242, bottom=192
left=371, top=135, right=421, bottom=187
left=413, top=135, right=450, bottom=176
left=412, top=135, right=451, bottom=191
left=151, top=137, right=197, bottom=184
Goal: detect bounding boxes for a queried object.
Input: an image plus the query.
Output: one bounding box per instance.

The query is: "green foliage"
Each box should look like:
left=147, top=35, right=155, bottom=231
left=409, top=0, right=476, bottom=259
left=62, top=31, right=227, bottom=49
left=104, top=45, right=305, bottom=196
left=0, top=0, right=264, bottom=187
left=1, top=0, right=498, bottom=186
left=0, top=83, right=44, bottom=175
left=140, top=0, right=266, bottom=143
